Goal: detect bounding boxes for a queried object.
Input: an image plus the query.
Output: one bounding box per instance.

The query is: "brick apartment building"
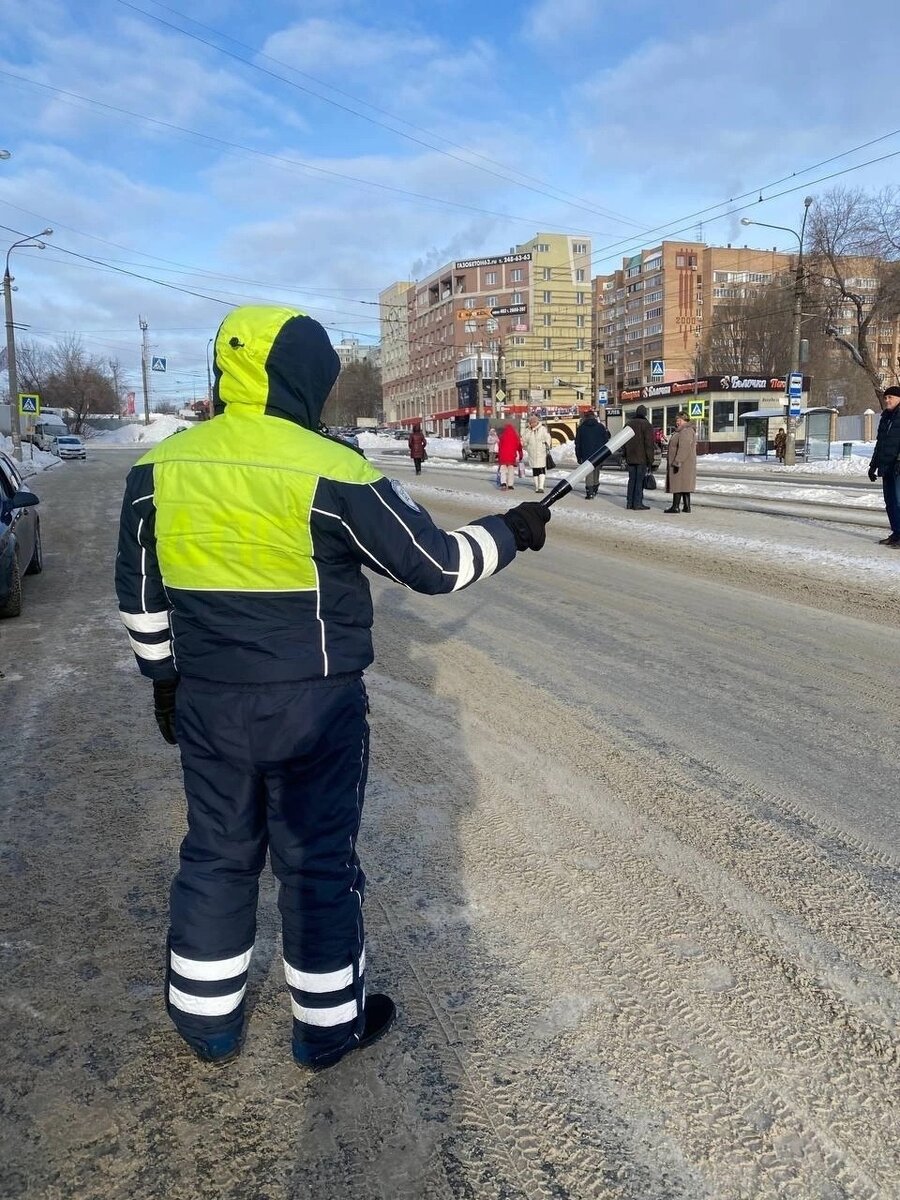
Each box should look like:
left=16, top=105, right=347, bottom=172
left=380, top=232, right=593, bottom=430
left=593, top=241, right=795, bottom=399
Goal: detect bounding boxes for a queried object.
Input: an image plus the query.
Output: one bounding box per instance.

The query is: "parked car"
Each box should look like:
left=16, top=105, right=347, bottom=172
left=598, top=442, right=663, bottom=471
left=50, top=434, right=87, bottom=460
left=0, top=450, right=42, bottom=618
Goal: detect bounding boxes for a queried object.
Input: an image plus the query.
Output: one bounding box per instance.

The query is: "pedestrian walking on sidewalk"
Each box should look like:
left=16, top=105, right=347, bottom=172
left=115, top=305, right=552, bottom=1071
left=664, top=412, right=698, bottom=513
left=522, top=414, right=553, bottom=494
left=868, top=385, right=900, bottom=547
left=774, top=426, right=787, bottom=463
left=574, top=409, right=610, bottom=499
left=497, top=421, right=523, bottom=491
left=624, top=405, right=655, bottom=509
left=408, top=424, right=427, bottom=475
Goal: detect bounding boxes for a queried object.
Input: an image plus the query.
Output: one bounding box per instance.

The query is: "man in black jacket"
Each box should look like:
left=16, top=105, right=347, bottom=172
left=869, top=385, right=900, bottom=546
left=574, top=410, right=610, bottom=499
left=624, top=405, right=656, bottom=510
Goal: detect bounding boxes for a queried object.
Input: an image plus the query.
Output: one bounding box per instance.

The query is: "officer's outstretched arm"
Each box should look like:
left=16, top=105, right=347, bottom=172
left=318, top=475, right=518, bottom=594
left=115, top=463, right=177, bottom=680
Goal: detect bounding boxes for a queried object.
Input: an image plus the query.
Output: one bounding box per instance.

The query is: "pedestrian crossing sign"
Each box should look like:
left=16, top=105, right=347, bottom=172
left=151, top=356, right=167, bottom=372
left=689, top=401, right=705, bottom=419
left=18, top=393, right=40, bottom=416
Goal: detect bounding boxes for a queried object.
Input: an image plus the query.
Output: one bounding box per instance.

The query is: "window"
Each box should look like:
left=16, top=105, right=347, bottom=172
left=484, top=271, right=497, bottom=285
left=513, top=359, right=527, bottom=368
left=486, top=296, right=498, bottom=307
left=645, top=322, right=662, bottom=336
left=543, top=337, right=552, bottom=349
left=543, top=360, right=552, bottom=372
left=573, top=242, right=588, bottom=255
left=626, top=263, right=642, bottom=278
left=464, top=297, right=478, bottom=309
left=511, top=268, right=524, bottom=282
left=645, top=290, right=663, bottom=304
left=542, top=290, right=552, bottom=303
left=645, top=307, right=662, bottom=320
left=543, top=313, right=552, bottom=326
left=536, top=242, right=550, bottom=253
left=575, top=268, right=585, bottom=282
left=643, top=256, right=661, bottom=272
left=511, top=291, right=524, bottom=304
left=737, top=401, right=758, bottom=423
left=576, top=360, right=585, bottom=373
left=542, top=267, right=552, bottom=281
left=713, top=400, right=736, bottom=432
left=576, top=337, right=585, bottom=351
left=575, top=314, right=585, bottom=328
left=576, top=292, right=585, bottom=305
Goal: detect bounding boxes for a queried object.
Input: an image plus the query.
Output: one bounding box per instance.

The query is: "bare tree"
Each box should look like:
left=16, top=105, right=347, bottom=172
left=807, top=187, right=900, bottom=408
left=704, top=277, right=794, bottom=375
left=322, top=361, right=382, bottom=427
left=41, top=335, right=119, bottom=433
left=14, top=339, right=51, bottom=396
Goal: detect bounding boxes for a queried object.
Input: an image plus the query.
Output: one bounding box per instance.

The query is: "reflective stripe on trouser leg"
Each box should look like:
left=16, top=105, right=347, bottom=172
left=264, top=675, right=370, bottom=1064
left=167, top=680, right=269, bottom=1043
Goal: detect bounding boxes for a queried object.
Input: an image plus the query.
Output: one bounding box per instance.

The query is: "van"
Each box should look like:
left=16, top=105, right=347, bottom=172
left=32, top=420, right=69, bottom=451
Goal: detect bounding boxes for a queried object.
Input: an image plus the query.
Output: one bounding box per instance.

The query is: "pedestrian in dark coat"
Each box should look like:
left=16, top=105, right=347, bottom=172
left=574, top=410, right=610, bottom=499
left=664, top=412, right=698, bottom=513
left=623, top=405, right=655, bottom=509
left=868, top=385, right=900, bottom=546
left=408, top=424, right=427, bottom=474
left=115, top=305, right=553, bottom=1071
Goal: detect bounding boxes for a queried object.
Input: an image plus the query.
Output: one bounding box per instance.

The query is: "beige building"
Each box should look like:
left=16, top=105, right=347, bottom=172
left=593, top=241, right=794, bottom=399
left=379, top=232, right=592, bottom=429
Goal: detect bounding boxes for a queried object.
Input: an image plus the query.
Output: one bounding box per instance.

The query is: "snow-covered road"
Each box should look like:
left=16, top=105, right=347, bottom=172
left=2, top=449, right=897, bottom=1200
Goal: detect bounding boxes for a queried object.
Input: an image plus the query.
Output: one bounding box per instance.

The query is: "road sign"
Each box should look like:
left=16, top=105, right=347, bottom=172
left=596, top=387, right=608, bottom=405
left=18, top=393, right=40, bottom=416
left=688, top=400, right=705, bottom=419
left=455, top=308, right=491, bottom=321
left=650, top=359, right=665, bottom=379
left=787, top=371, right=803, bottom=400
left=495, top=389, right=506, bottom=403
left=151, top=356, right=167, bottom=372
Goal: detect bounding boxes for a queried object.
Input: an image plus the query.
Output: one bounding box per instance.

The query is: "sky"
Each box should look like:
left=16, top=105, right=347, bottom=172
left=2, top=0, right=900, bottom=407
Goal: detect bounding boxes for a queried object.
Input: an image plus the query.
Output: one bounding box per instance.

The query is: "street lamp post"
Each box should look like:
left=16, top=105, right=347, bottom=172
left=3, top=229, right=53, bottom=461
left=206, top=337, right=214, bottom=419
left=741, top=198, right=814, bottom=466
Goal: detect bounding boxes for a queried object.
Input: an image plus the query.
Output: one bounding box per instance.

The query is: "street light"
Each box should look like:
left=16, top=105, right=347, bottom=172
left=206, top=337, right=214, bottom=419
left=3, top=228, right=53, bottom=461
left=741, top=197, right=814, bottom=464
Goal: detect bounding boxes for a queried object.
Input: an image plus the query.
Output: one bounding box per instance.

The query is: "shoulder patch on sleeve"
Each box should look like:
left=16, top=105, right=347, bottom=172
left=390, top=478, right=421, bottom=512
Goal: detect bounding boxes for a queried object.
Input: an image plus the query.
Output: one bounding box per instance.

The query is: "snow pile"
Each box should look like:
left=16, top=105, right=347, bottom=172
left=701, top=443, right=875, bottom=475
left=89, top=414, right=189, bottom=445
left=0, top=435, right=58, bottom=477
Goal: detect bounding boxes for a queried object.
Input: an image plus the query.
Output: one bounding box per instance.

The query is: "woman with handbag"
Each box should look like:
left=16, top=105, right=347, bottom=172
left=664, top=412, right=698, bottom=513
left=522, top=414, right=553, bottom=494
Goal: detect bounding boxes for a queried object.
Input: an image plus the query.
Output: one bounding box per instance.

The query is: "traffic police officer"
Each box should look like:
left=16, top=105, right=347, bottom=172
left=115, top=306, right=550, bottom=1068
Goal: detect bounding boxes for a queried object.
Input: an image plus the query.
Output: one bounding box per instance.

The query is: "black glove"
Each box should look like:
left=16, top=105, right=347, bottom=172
left=868, top=466, right=878, bottom=483
left=671, top=464, right=679, bottom=474
left=152, top=678, right=179, bottom=745
left=502, top=502, right=551, bottom=551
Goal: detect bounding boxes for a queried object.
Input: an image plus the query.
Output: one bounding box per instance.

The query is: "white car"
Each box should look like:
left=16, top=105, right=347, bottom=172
left=51, top=435, right=86, bottom=460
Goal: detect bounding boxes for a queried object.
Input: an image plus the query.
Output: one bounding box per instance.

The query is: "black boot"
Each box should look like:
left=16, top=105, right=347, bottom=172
left=682, top=494, right=691, bottom=513
left=664, top=494, right=681, bottom=513
left=294, top=993, right=397, bottom=1073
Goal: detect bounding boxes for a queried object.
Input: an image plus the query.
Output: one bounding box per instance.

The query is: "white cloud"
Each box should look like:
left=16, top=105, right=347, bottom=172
left=524, top=0, right=606, bottom=44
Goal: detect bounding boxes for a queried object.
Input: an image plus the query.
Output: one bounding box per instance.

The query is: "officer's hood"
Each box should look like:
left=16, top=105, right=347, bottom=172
left=212, top=306, right=340, bottom=429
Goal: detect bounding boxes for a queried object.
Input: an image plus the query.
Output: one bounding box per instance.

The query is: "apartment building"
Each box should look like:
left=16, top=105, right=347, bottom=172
left=379, top=232, right=592, bottom=429
left=593, top=241, right=794, bottom=399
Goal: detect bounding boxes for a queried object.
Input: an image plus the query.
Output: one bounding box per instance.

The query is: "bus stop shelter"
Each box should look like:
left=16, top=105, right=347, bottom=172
left=738, top=407, right=837, bottom=461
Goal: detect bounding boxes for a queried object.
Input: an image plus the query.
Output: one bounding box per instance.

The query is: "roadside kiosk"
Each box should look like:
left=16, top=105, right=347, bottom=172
left=738, top=407, right=837, bottom=461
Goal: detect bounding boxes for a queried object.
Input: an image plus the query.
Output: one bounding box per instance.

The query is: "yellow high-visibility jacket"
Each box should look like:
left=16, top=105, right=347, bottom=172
left=115, top=306, right=516, bottom=683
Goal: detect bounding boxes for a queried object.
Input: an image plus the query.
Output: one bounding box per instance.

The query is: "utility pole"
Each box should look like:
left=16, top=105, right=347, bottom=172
left=3, top=265, right=22, bottom=461
left=497, top=334, right=506, bottom=415
left=475, top=342, right=484, bottom=419
left=139, top=316, right=151, bottom=427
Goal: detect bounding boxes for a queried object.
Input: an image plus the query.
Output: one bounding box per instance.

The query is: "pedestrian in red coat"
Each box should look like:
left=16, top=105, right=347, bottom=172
left=408, top=424, right=427, bottom=474
left=497, top=423, right=523, bottom=490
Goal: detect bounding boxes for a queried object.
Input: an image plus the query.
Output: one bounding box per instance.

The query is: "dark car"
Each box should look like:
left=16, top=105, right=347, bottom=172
left=0, top=451, right=43, bottom=618
left=598, top=441, right=663, bottom=471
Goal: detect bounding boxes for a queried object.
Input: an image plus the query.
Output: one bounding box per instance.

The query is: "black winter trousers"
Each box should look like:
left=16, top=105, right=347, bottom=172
left=168, top=674, right=370, bottom=1065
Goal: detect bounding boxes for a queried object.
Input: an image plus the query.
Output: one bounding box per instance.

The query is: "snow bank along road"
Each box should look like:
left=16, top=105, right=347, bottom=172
left=1, top=449, right=897, bottom=1200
